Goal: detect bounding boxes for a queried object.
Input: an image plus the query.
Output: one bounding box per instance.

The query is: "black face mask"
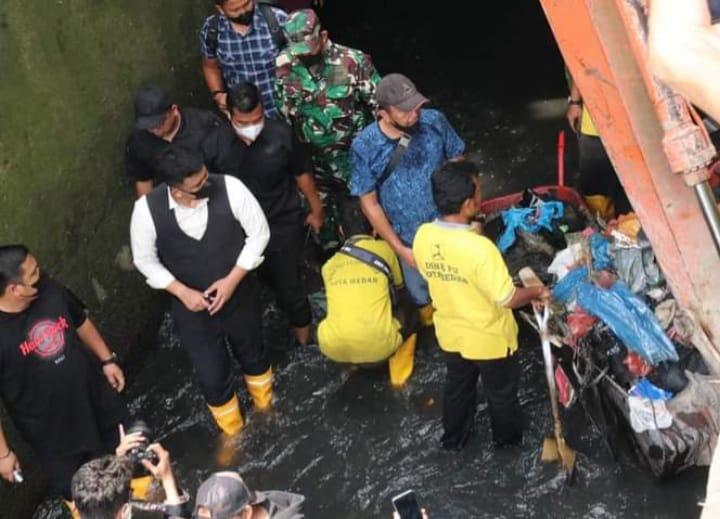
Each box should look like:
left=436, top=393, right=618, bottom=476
left=227, top=8, right=254, bottom=25
left=299, top=52, right=323, bottom=69
left=392, top=119, right=419, bottom=135
left=193, top=179, right=213, bottom=200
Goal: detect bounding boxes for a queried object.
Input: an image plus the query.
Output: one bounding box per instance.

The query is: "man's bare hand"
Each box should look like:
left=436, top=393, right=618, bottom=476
left=178, top=286, right=211, bottom=313
left=141, top=444, right=173, bottom=482
left=115, top=424, right=146, bottom=457
left=305, top=209, right=324, bottom=235
left=0, top=451, right=20, bottom=483
left=566, top=104, right=582, bottom=133
left=103, top=363, right=125, bottom=392
left=398, top=246, right=417, bottom=270
left=205, top=276, right=241, bottom=316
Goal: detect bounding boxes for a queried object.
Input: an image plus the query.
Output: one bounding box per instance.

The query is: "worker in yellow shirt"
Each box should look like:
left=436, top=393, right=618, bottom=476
left=567, top=80, right=631, bottom=219
left=413, top=161, right=550, bottom=450
left=317, top=217, right=419, bottom=387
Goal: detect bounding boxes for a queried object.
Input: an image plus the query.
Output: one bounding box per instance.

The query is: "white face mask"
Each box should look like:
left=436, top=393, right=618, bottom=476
left=232, top=120, right=264, bottom=142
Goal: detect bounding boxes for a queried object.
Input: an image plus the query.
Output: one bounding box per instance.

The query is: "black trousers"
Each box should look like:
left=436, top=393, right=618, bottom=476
left=394, top=287, right=420, bottom=341
left=441, top=351, right=523, bottom=450
left=578, top=134, right=631, bottom=214
left=257, top=223, right=312, bottom=328
left=171, top=276, right=268, bottom=407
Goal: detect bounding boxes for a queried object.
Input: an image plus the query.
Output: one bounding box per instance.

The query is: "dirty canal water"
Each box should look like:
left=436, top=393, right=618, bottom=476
left=32, top=2, right=710, bottom=517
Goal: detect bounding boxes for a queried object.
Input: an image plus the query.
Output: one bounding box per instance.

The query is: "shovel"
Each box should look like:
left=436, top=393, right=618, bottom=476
left=518, top=267, right=576, bottom=479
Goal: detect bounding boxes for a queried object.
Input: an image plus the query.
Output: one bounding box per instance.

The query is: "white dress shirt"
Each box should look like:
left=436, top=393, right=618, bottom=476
left=130, top=175, right=270, bottom=290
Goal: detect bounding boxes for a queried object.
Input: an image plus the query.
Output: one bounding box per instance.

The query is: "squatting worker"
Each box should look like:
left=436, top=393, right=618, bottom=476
left=201, top=0, right=289, bottom=118
left=0, top=245, right=127, bottom=514
left=275, top=9, right=380, bottom=248
left=350, top=73, right=465, bottom=326
left=412, top=162, right=550, bottom=450
left=130, top=147, right=271, bottom=436
left=317, top=216, right=420, bottom=387
left=125, top=85, right=224, bottom=197
left=203, top=81, right=323, bottom=347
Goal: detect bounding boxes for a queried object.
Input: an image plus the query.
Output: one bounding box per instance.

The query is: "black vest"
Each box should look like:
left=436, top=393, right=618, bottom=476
left=146, top=174, right=246, bottom=293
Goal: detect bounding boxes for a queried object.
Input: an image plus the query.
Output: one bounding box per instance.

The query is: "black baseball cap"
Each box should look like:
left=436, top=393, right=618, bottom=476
left=133, top=85, right=172, bottom=130
left=375, top=73, right=429, bottom=112
left=193, top=472, right=262, bottom=519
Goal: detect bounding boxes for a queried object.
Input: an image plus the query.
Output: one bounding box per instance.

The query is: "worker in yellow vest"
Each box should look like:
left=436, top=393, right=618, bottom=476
left=567, top=81, right=631, bottom=219
left=413, top=161, right=550, bottom=450
left=318, top=217, right=419, bottom=387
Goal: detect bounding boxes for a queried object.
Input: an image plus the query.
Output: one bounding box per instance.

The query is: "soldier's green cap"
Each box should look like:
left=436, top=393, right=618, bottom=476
left=282, top=9, right=322, bottom=57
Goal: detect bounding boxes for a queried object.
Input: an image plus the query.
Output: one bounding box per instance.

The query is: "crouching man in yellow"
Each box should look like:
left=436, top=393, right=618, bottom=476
left=413, top=161, right=550, bottom=450
left=130, top=146, right=272, bottom=436
left=317, top=217, right=420, bottom=387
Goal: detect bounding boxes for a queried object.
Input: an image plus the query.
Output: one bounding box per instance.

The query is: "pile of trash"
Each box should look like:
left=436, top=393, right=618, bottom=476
left=485, top=188, right=720, bottom=478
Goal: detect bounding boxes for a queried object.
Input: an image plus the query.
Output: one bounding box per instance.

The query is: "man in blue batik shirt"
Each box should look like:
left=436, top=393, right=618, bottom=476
left=200, top=0, right=288, bottom=119
left=350, top=73, right=465, bottom=324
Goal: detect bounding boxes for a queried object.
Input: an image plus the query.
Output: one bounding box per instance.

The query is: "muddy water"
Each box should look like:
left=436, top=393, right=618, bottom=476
left=33, top=2, right=710, bottom=516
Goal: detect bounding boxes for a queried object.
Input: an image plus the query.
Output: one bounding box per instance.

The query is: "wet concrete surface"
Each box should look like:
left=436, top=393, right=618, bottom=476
left=23, top=1, right=711, bottom=517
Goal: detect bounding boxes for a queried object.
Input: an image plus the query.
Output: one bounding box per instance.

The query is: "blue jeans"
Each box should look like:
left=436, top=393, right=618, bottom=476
left=400, top=257, right=430, bottom=306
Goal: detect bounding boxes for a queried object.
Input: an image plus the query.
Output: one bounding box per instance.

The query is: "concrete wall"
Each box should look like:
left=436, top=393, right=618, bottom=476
left=0, top=1, right=214, bottom=513
left=0, top=0, right=213, bottom=345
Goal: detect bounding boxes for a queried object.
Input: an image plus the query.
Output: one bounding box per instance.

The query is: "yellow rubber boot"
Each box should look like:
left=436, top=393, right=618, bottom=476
left=63, top=500, right=80, bottom=519
left=131, top=475, right=154, bottom=501
left=419, top=304, right=435, bottom=327
left=584, top=195, right=615, bottom=221
left=208, top=394, right=244, bottom=435
left=388, top=333, right=417, bottom=387
left=244, top=368, right=273, bottom=411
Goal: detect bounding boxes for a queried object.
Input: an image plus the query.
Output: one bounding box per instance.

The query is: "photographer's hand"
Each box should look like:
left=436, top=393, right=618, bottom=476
left=115, top=424, right=146, bottom=457
left=142, top=444, right=182, bottom=505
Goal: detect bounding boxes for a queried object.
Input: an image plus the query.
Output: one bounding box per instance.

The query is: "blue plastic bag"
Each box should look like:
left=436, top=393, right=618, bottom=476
left=576, top=281, right=678, bottom=365
left=497, top=201, right=564, bottom=252
left=552, top=266, right=589, bottom=304
left=590, top=233, right=612, bottom=270
left=630, top=378, right=673, bottom=400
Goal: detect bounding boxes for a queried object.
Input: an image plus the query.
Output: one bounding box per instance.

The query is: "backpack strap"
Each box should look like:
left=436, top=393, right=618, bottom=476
left=376, top=135, right=411, bottom=190
left=257, top=2, right=287, bottom=49
left=205, top=14, right=221, bottom=56
left=338, top=241, right=398, bottom=307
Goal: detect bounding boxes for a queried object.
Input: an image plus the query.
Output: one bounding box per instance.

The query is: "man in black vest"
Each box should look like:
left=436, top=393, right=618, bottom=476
left=129, top=147, right=271, bottom=436
left=0, top=245, right=127, bottom=512
left=203, top=81, right=323, bottom=347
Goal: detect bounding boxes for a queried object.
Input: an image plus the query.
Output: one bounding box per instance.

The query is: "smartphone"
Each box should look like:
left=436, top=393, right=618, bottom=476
left=711, top=0, right=720, bottom=23
left=392, top=490, right=422, bottom=519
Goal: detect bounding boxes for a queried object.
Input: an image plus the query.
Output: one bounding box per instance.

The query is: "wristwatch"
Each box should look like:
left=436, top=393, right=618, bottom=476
left=567, top=96, right=582, bottom=106
left=100, top=353, right=119, bottom=367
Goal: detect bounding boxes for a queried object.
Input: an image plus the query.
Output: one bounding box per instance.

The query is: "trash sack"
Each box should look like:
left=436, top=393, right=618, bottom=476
left=612, top=241, right=663, bottom=294
left=648, top=361, right=689, bottom=394
left=590, top=233, right=613, bottom=270
left=630, top=378, right=674, bottom=400
left=548, top=243, right=583, bottom=281
left=602, top=372, right=720, bottom=477
left=497, top=201, right=564, bottom=252
left=575, top=281, right=680, bottom=366
left=628, top=395, right=673, bottom=432
left=625, top=351, right=652, bottom=378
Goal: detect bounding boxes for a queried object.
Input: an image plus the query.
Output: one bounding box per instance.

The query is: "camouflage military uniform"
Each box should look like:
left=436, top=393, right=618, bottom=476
left=274, top=10, right=380, bottom=187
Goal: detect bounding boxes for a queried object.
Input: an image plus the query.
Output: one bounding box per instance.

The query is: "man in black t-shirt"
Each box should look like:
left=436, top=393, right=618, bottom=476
left=204, top=81, right=323, bottom=346
left=125, top=85, right=225, bottom=197
left=0, top=245, right=127, bottom=508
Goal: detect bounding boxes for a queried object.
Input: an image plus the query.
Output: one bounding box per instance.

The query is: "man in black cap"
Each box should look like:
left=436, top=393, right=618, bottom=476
left=194, top=471, right=305, bottom=519
left=350, top=73, right=465, bottom=327
left=130, top=146, right=271, bottom=436
left=125, top=85, right=225, bottom=197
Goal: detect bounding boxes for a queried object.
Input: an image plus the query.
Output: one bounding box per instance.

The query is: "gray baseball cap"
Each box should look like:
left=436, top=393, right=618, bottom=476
left=375, top=73, right=429, bottom=112
left=193, top=472, right=261, bottom=519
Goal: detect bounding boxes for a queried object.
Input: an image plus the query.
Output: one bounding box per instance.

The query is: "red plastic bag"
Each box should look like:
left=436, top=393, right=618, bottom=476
left=624, top=351, right=652, bottom=377
left=566, top=310, right=597, bottom=347
left=555, top=364, right=575, bottom=408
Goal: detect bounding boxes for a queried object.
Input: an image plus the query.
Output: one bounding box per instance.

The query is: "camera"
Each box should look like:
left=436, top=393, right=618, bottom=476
left=125, top=420, right=159, bottom=474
